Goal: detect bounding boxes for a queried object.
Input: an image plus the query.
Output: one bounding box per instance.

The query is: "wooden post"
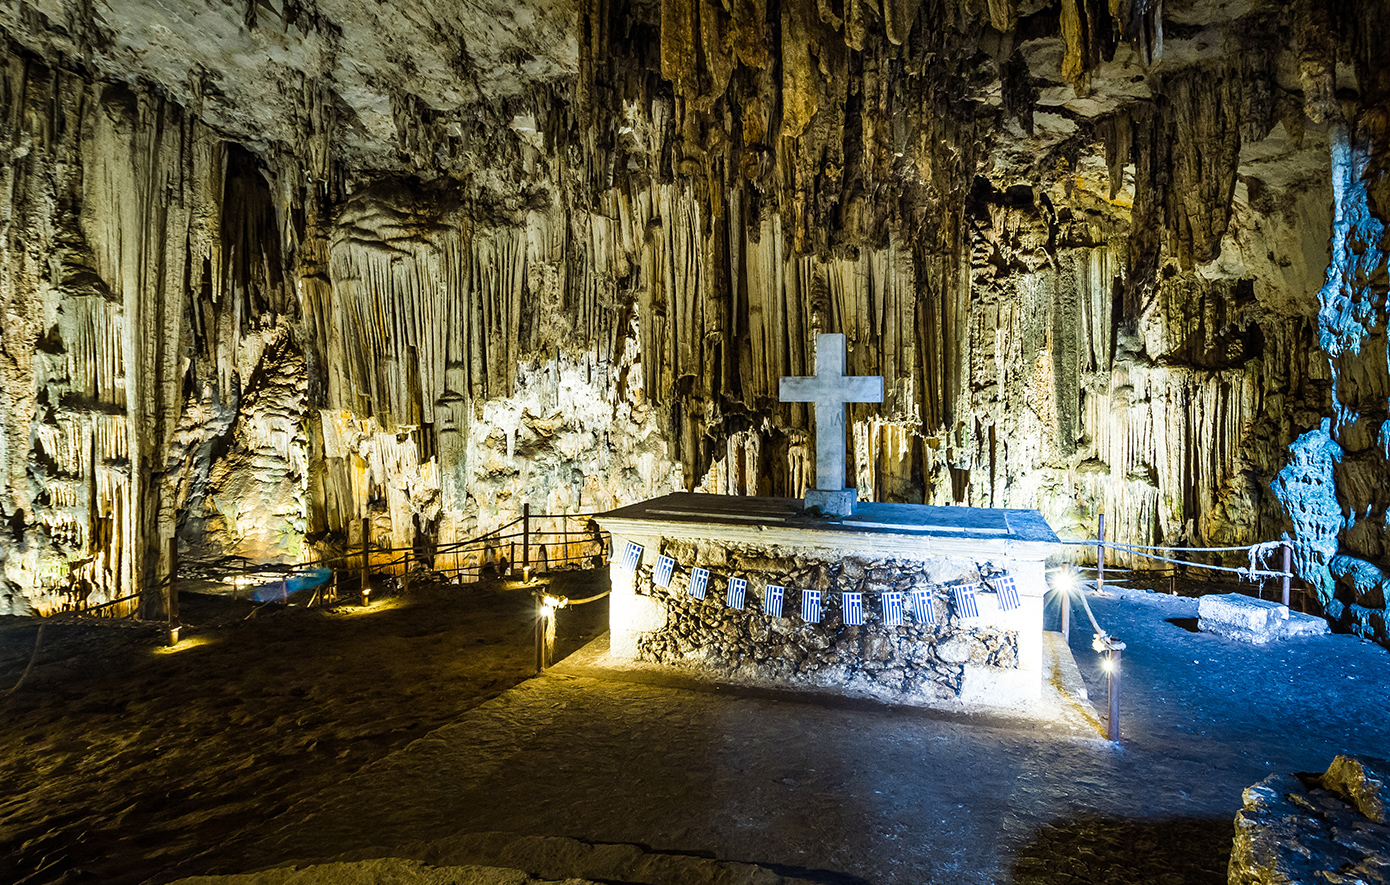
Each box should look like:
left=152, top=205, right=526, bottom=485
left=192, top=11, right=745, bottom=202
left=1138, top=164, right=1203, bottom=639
left=1282, top=533, right=1292, bottom=608
left=167, top=538, right=180, bottom=646
left=281, top=574, right=288, bottom=603
left=402, top=548, right=411, bottom=594
left=1107, top=647, right=1122, bottom=742
left=360, top=517, right=370, bottom=604
left=522, top=503, right=531, bottom=578
left=1096, top=512, right=1106, bottom=595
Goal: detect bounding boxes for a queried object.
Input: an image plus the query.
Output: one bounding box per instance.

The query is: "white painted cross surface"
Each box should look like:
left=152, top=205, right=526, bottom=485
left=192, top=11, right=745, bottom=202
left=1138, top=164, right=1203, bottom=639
left=779, top=333, right=884, bottom=492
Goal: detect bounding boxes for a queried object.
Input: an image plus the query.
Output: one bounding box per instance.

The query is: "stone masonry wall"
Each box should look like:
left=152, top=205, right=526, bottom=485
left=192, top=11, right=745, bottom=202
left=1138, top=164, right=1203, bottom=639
left=632, top=537, right=1019, bottom=704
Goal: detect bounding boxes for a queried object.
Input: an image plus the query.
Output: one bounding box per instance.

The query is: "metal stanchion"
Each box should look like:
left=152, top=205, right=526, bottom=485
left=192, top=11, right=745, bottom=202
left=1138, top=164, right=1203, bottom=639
left=1092, top=632, right=1126, bottom=742
left=1282, top=533, right=1292, bottom=608
left=167, top=538, right=181, bottom=646
left=1096, top=511, right=1106, bottom=594
left=1061, top=585, right=1071, bottom=640
left=534, top=594, right=545, bottom=674
left=522, top=503, right=530, bottom=579
left=360, top=517, right=371, bottom=605
left=1107, top=645, right=1123, bottom=742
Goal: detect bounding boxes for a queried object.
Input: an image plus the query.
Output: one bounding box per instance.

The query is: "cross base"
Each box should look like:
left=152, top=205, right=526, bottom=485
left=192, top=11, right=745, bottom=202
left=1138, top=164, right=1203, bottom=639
left=805, top=488, right=858, bottom=517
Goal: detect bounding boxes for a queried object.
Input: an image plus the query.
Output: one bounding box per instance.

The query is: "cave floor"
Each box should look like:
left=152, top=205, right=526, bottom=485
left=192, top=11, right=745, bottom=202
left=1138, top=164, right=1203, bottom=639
left=3, top=577, right=1389, bottom=885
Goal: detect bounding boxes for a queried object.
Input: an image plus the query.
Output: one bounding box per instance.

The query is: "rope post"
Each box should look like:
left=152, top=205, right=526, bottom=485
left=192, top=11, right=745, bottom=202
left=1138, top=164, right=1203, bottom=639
left=1097, top=511, right=1106, bottom=595
left=534, top=593, right=545, bottom=674
left=1060, top=583, right=1071, bottom=641
left=1281, top=533, right=1292, bottom=608
left=282, top=574, right=288, bottom=603
left=522, top=503, right=531, bottom=578
left=167, top=538, right=180, bottom=646
left=360, top=517, right=370, bottom=605
left=402, top=548, right=411, bottom=594
left=1107, top=646, right=1123, bottom=742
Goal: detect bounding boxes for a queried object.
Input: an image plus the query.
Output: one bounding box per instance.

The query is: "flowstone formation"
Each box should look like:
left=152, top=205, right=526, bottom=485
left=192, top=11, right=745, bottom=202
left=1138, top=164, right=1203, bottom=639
left=0, top=1, right=1388, bottom=624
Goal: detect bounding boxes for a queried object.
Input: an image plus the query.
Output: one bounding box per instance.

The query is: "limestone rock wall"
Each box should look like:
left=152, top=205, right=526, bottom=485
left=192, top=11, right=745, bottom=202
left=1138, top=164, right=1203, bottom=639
left=0, top=1, right=1387, bottom=625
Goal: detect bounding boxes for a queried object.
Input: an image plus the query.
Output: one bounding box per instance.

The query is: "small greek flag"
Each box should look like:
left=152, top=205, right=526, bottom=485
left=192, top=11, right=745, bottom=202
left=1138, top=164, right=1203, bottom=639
left=802, top=589, right=822, bottom=623
left=882, top=591, right=904, bottom=626
left=953, top=582, right=980, bottom=619
left=726, top=577, right=747, bottom=610
left=688, top=567, right=710, bottom=600
left=764, top=584, right=785, bottom=617
left=618, top=541, right=643, bottom=574
left=842, top=592, right=864, bottom=626
left=911, top=588, right=936, bottom=625
left=653, top=555, right=675, bottom=588
left=990, top=573, right=1021, bottom=611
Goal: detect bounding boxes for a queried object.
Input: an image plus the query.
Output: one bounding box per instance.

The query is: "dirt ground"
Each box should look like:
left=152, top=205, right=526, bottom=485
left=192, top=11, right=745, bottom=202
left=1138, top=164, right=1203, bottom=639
left=0, top=572, right=608, bottom=885
left=3, top=574, right=1389, bottom=885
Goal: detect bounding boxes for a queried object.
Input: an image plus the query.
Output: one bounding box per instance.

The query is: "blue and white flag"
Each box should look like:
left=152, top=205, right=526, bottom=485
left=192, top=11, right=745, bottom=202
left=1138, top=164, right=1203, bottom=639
left=726, top=577, right=747, bottom=610
left=953, top=582, right=980, bottom=619
left=990, top=573, right=1021, bottom=611
left=802, top=589, right=822, bottom=623
left=653, top=555, right=676, bottom=588
left=764, top=584, right=785, bottom=617
left=618, top=541, right=643, bottom=574
left=842, top=592, right=864, bottom=626
left=911, top=588, right=936, bottom=625
left=688, top=567, right=710, bottom=600
left=882, top=591, right=904, bottom=626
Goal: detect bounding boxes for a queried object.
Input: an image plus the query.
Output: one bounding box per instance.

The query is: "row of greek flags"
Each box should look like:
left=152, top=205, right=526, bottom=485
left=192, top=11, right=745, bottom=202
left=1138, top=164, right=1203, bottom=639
left=617, top=541, right=1020, bottom=625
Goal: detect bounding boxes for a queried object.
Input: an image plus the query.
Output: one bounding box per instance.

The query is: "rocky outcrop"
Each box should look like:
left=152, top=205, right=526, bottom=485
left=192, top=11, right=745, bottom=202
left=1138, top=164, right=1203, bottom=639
left=1327, top=554, right=1390, bottom=645
left=0, top=2, right=1387, bottom=627
left=1230, top=755, right=1390, bottom=885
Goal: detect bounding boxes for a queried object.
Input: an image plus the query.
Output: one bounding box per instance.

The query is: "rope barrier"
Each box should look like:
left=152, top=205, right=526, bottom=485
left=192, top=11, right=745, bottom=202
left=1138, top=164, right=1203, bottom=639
left=1060, top=539, right=1291, bottom=580
left=3, top=624, right=44, bottom=697
left=1059, top=539, right=1274, bottom=553
left=553, top=590, right=611, bottom=607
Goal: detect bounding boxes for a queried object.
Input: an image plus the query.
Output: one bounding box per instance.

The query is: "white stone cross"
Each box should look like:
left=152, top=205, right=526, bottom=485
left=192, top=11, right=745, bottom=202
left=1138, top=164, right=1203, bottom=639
left=779, top=333, right=884, bottom=492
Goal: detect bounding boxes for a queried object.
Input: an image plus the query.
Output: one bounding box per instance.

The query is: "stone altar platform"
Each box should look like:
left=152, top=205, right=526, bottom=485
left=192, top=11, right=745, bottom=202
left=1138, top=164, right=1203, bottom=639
left=596, top=492, right=1062, bottom=709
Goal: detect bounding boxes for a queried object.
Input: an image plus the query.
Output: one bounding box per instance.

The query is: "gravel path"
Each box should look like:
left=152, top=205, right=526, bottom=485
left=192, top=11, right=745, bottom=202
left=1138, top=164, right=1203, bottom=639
left=193, top=587, right=1390, bottom=885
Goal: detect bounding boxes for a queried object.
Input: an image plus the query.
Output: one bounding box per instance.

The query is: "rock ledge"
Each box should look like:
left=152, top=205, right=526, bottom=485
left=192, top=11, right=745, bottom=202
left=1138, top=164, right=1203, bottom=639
left=1230, top=755, right=1390, bottom=885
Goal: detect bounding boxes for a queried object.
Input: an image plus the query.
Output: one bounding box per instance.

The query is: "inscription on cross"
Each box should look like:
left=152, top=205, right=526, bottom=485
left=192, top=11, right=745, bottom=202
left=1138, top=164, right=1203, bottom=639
left=779, top=333, right=883, bottom=514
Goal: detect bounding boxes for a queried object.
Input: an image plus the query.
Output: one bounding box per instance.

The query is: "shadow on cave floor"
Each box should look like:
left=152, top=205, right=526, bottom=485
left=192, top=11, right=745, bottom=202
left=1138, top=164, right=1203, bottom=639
left=0, top=569, right=609, bottom=885
left=1012, top=815, right=1231, bottom=885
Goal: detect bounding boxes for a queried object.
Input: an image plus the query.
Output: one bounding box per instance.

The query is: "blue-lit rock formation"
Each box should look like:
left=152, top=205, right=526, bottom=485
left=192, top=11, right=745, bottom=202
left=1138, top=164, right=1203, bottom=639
left=1270, top=420, right=1343, bottom=605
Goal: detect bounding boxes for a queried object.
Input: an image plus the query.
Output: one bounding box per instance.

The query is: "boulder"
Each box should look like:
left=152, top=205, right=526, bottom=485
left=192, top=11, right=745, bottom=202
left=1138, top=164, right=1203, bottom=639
left=1197, top=594, right=1329, bottom=643
left=1323, top=755, right=1389, bottom=824
left=1230, top=756, right=1390, bottom=885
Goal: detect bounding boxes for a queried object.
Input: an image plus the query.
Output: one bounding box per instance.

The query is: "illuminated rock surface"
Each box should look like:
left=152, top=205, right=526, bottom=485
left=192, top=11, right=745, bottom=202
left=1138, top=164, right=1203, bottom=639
left=1197, top=592, right=1330, bottom=643
left=1230, top=756, right=1390, bottom=885
left=0, top=1, right=1387, bottom=644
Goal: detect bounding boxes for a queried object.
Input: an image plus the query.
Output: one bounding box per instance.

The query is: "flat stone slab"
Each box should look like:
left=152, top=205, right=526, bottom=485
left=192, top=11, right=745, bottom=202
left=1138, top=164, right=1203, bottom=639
left=1197, top=593, right=1330, bottom=643
left=599, top=492, right=1060, bottom=559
